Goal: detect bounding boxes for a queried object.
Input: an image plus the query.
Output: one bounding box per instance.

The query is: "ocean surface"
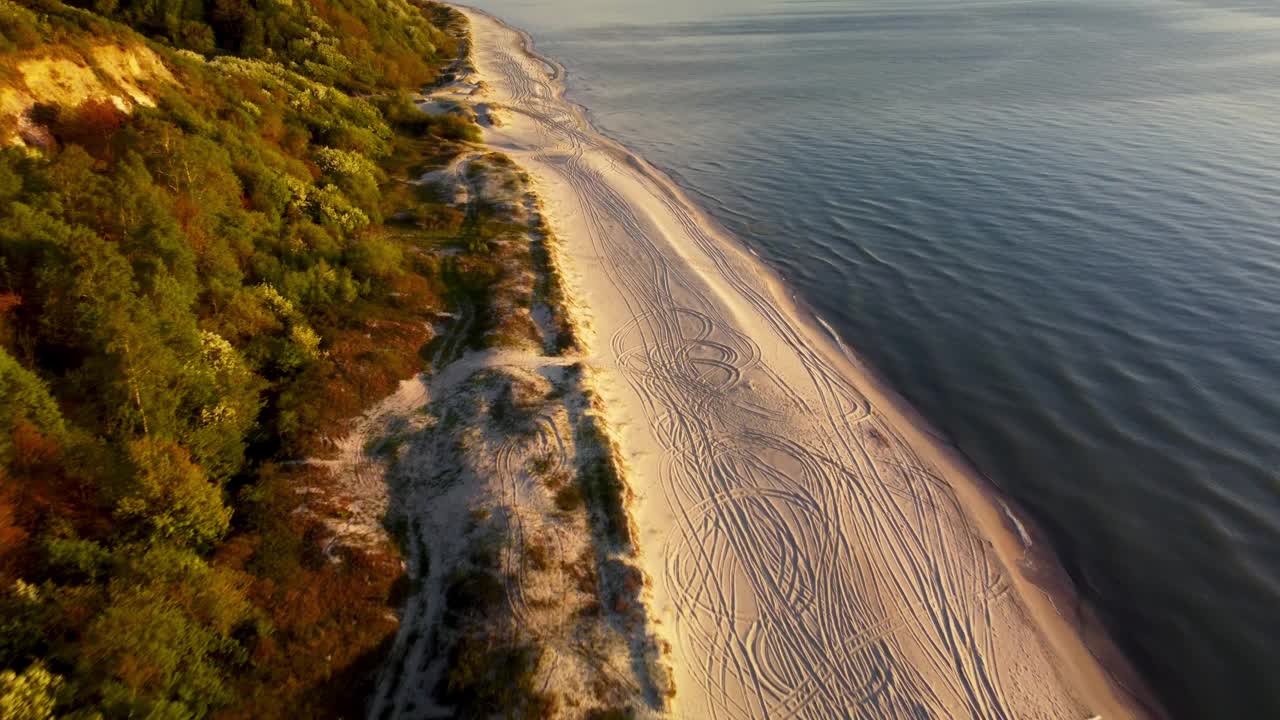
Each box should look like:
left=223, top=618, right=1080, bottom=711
left=462, top=1, right=1280, bottom=715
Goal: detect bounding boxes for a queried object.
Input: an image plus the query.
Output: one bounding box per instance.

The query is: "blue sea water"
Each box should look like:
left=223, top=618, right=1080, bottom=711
left=462, top=1, right=1280, bottom=715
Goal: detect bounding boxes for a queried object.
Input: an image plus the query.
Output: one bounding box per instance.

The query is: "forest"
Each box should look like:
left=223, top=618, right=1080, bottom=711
left=0, top=0, right=488, bottom=716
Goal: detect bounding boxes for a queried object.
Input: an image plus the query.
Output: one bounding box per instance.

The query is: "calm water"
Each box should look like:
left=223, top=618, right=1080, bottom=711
left=463, top=1, right=1280, bottom=715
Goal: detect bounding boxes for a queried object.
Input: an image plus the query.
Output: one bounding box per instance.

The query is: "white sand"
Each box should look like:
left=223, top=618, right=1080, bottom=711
left=458, top=7, right=1164, bottom=718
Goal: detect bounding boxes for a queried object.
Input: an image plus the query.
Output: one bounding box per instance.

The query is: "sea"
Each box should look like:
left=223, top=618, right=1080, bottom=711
left=460, top=1, right=1280, bottom=715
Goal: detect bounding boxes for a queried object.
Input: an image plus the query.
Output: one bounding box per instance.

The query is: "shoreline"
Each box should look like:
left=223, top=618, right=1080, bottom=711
left=455, top=4, right=1166, bottom=717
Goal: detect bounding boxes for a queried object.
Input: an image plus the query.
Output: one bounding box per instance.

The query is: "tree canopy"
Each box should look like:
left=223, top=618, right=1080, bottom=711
left=0, top=0, right=474, bottom=716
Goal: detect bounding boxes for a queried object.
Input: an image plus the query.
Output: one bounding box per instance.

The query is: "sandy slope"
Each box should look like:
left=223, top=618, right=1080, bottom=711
left=458, top=7, right=1163, bottom=719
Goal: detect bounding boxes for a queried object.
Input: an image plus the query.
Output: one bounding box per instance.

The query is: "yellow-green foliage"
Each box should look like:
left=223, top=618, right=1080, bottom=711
left=59, top=0, right=459, bottom=91
left=113, top=438, right=231, bottom=547
left=0, top=349, right=63, bottom=463
left=0, top=661, right=61, bottom=720
left=0, top=2, right=43, bottom=52
left=0, top=0, right=472, bottom=717
left=77, top=545, right=254, bottom=717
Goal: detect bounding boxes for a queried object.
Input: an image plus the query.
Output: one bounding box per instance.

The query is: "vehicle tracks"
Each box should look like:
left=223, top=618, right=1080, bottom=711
left=458, top=6, right=1155, bottom=719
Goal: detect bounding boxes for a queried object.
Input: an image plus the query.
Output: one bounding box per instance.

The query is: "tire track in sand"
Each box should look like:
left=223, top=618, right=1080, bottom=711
left=459, top=7, right=1155, bottom=720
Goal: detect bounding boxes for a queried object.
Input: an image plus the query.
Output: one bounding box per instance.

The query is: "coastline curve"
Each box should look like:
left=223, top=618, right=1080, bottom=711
left=454, top=5, right=1168, bottom=718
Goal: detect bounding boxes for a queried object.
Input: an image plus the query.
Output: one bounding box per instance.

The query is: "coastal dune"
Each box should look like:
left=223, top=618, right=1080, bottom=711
left=458, top=6, right=1161, bottom=718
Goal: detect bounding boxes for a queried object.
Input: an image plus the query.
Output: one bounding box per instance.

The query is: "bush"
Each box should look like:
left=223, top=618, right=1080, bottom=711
left=42, top=537, right=109, bottom=583
left=441, top=634, right=550, bottom=717
left=113, top=439, right=231, bottom=548
left=0, top=661, right=62, bottom=720
left=554, top=485, right=583, bottom=513
left=50, top=99, right=127, bottom=159
left=0, top=582, right=49, bottom=670
left=443, top=569, right=504, bottom=628
left=416, top=203, right=465, bottom=232
left=376, top=92, right=432, bottom=135
left=80, top=583, right=237, bottom=715
left=0, top=349, right=64, bottom=465
left=0, top=1, right=44, bottom=51
left=430, top=113, right=481, bottom=143
left=347, top=234, right=403, bottom=281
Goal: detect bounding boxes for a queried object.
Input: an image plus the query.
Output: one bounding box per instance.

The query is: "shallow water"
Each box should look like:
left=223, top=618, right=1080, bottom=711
left=462, top=1, right=1280, bottom=715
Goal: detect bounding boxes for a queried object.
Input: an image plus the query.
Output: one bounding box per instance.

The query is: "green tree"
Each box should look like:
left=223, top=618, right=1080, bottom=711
left=82, top=586, right=229, bottom=717
left=347, top=234, right=402, bottom=281
left=113, top=438, right=230, bottom=547
left=0, top=661, right=62, bottom=720
left=179, top=331, right=263, bottom=480
left=0, top=581, right=50, bottom=670
left=0, top=349, right=64, bottom=464
left=76, top=545, right=254, bottom=718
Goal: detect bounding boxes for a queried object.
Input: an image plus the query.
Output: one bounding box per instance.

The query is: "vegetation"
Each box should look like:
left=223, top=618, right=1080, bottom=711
left=567, top=368, right=632, bottom=550
left=438, top=543, right=556, bottom=717
left=0, top=0, right=511, bottom=717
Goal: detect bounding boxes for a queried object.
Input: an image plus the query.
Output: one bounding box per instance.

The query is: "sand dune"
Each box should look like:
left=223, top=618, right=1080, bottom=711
left=457, top=6, right=1163, bottom=718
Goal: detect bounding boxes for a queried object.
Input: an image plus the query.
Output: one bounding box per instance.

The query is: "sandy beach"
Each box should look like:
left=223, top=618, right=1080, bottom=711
left=457, top=6, right=1164, bottom=718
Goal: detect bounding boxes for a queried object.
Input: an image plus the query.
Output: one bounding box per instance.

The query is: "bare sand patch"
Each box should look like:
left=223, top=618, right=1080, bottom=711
left=361, top=113, right=668, bottom=716
left=0, top=43, right=172, bottom=145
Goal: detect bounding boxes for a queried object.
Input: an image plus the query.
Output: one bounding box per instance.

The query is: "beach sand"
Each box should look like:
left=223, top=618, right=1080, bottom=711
left=458, top=6, right=1164, bottom=718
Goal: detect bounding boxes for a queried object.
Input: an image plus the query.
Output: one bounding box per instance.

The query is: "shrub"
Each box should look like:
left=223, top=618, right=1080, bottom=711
left=347, top=234, right=403, bottom=281
left=441, top=634, right=549, bottom=717
left=42, top=537, right=109, bottom=583
left=417, top=203, right=465, bottom=232
left=431, top=113, right=481, bottom=143
left=51, top=99, right=127, bottom=159
left=0, top=0, right=477, bottom=715
left=0, top=661, right=62, bottom=720
left=80, top=583, right=236, bottom=715
left=443, top=569, right=504, bottom=628
left=376, top=92, right=432, bottom=135
left=554, top=485, right=583, bottom=513
left=576, top=417, right=632, bottom=548
left=0, top=582, right=48, bottom=670
left=0, top=349, right=64, bottom=465
left=113, top=438, right=231, bottom=548
left=0, top=485, right=25, bottom=576
left=0, top=1, right=43, bottom=51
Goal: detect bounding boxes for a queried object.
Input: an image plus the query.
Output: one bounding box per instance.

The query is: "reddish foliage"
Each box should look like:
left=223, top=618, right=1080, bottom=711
left=0, top=292, right=23, bottom=347
left=211, top=532, right=257, bottom=571
left=0, top=292, right=21, bottom=315
left=6, top=420, right=113, bottom=545
left=54, top=99, right=128, bottom=160
left=173, top=193, right=201, bottom=233
left=214, top=465, right=403, bottom=719
left=307, top=0, right=371, bottom=41
left=0, top=475, right=29, bottom=578
left=11, top=419, right=59, bottom=471
left=257, top=108, right=287, bottom=145
left=280, top=277, right=438, bottom=455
